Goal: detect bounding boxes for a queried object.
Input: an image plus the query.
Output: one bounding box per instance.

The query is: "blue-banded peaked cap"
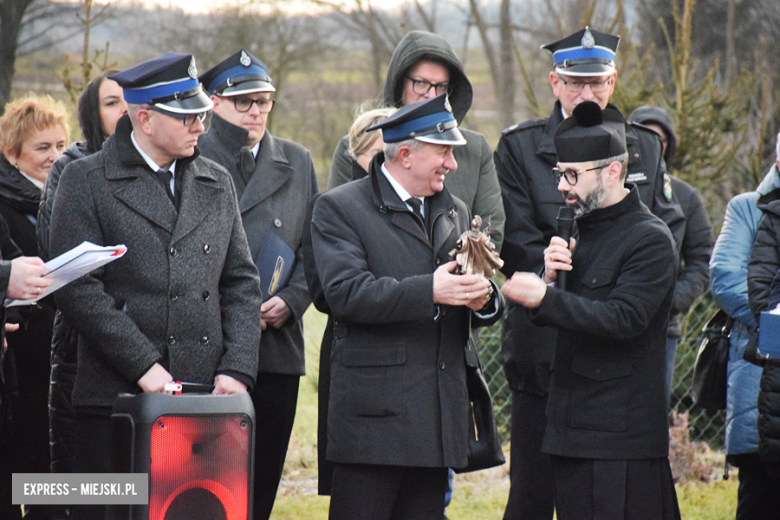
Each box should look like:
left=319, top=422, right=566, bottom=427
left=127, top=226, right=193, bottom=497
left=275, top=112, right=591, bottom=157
left=366, top=94, right=466, bottom=146
left=542, top=27, right=620, bottom=76
left=554, top=101, right=626, bottom=163
left=199, top=49, right=275, bottom=96
left=110, top=53, right=213, bottom=114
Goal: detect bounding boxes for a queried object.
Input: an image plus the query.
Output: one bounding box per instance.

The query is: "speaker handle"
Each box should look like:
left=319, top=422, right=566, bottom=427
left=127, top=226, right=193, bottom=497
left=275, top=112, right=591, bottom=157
left=163, top=382, right=216, bottom=395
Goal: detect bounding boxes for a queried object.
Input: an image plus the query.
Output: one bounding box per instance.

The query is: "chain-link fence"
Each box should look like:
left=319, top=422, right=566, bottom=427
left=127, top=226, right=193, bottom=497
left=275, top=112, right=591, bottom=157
left=479, top=292, right=726, bottom=449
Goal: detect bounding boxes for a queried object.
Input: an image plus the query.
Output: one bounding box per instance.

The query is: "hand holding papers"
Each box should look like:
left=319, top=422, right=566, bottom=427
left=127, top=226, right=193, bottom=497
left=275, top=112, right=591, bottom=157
left=4, top=241, right=127, bottom=307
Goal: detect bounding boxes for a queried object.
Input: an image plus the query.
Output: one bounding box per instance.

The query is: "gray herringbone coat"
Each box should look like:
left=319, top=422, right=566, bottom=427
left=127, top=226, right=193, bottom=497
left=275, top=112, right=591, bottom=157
left=50, top=115, right=262, bottom=409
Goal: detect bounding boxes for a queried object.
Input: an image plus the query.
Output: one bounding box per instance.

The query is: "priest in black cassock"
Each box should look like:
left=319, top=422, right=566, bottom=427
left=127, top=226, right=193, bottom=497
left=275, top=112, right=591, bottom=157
left=501, top=101, right=681, bottom=520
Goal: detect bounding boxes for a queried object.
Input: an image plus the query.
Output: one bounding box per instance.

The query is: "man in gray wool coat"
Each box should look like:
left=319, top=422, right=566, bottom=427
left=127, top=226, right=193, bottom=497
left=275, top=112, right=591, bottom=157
left=49, top=53, right=262, bottom=520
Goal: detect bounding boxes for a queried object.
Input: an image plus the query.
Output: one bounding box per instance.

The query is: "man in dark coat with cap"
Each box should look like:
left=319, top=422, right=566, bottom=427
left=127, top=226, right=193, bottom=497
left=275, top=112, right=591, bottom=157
left=49, top=53, right=262, bottom=520
left=494, top=27, right=685, bottom=520
left=310, top=94, right=502, bottom=519
left=197, top=49, right=318, bottom=520
left=501, top=101, right=680, bottom=519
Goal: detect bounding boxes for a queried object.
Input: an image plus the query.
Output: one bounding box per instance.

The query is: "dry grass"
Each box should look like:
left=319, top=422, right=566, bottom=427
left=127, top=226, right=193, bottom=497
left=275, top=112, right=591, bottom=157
left=269, top=309, right=738, bottom=519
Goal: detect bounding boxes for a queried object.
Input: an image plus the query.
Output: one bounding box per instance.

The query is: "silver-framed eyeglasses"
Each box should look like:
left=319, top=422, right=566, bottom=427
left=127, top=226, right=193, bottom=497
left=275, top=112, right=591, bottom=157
left=405, top=76, right=449, bottom=96
left=149, top=107, right=207, bottom=126
left=552, top=165, right=606, bottom=186
left=556, top=74, right=612, bottom=93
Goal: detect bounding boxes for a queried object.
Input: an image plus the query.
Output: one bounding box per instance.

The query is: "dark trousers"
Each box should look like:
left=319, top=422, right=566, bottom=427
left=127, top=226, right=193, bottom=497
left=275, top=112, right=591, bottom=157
left=503, top=390, right=554, bottom=520
left=71, top=411, right=112, bottom=520
left=551, top=456, right=681, bottom=520
left=329, top=463, right=448, bottom=520
left=731, top=453, right=780, bottom=519
left=250, top=373, right=300, bottom=520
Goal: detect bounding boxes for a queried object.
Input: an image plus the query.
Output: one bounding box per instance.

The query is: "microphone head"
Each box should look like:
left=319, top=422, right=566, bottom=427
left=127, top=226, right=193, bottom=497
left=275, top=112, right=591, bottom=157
left=557, top=206, right=574, bottom=221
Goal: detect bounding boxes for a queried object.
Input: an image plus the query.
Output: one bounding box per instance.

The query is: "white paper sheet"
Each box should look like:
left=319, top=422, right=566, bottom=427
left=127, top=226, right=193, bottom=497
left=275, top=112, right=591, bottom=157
left=5, top=241, right=127, bottom=307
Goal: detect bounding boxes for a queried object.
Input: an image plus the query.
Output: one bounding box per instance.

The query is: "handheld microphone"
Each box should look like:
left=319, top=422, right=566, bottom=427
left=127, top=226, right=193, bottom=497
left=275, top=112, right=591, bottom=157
left=556, top=206, right=574, bottom=289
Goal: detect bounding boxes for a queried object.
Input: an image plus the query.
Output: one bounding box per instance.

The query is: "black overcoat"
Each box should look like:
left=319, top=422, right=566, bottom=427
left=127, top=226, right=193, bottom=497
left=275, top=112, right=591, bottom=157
left=311, top=154, right=500, bottom=469
left=50, top=116, right=262, bottom=409
left=199, top=115, right=318, bottom=375
left=529, top=187, right=677, bottom=459
left=495, top=101, right=685, bottom=396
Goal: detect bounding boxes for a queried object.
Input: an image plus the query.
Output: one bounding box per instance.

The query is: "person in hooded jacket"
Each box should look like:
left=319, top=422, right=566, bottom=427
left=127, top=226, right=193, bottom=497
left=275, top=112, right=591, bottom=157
left=327, top=30, right=504, bottom=250
left=742, top=133, right=780, bottom=517
left=36, top=71, right=126, bottom=485
left=627, top=106, right=713, bottom=399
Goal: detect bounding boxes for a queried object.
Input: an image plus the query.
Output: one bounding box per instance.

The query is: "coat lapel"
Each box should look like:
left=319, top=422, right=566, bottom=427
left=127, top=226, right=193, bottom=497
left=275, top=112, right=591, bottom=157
left=172, top=165, right=225, bottom=244
left=430, top=190, right=457, bottom=257
left=112, top=167, right=177, bottom=234
left=239, top=133, right=294, bottom=214
left=369, top=155, right=430, bottom=249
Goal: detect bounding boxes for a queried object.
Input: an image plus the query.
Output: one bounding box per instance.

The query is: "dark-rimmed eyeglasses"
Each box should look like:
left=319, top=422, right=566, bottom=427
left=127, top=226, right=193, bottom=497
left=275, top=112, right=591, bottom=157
left=552, top=165, right=607, bottom=186
left=556, top=74, right=612, bottom=93
left=405, top=76, right=449, bottom=96
left=149, top=107, right=207, bottom=126
left=221, top=96, right=275, bottom=114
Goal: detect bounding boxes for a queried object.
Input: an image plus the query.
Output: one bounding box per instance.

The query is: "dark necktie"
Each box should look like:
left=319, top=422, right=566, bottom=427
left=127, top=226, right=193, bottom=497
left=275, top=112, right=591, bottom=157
left=239, top=146, right=256, bottom=184
left=406, top=197, right=425, bottom=233
left=155, top=169, right=174, bottom=204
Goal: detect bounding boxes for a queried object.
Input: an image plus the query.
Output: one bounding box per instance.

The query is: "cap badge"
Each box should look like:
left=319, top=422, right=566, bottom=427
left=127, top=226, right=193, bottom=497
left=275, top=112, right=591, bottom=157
left=581, top=27, right=595, bottom=49
left=240, top=50, right=251, bottom=67
left=444, top=96, right=452, bottom=113
left=188, top=57, right=198, bottom=79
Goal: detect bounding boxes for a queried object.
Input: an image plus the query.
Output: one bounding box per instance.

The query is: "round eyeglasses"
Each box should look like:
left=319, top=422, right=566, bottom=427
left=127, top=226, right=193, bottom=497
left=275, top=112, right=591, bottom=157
left=552, top=165, right=607, bottom=186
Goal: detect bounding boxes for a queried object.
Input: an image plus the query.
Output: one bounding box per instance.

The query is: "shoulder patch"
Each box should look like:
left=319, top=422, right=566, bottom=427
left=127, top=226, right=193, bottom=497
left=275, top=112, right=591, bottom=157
left=663, top=173, right=673, bottom=202
left=502, top=117, right=547, bottom=135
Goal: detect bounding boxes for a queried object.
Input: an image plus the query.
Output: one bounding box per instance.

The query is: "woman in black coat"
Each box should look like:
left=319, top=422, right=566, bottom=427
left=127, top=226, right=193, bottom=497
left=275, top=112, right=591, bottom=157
left=0, top=93, right=69, bottom=520
left=36, top=71, right=126, bottom=479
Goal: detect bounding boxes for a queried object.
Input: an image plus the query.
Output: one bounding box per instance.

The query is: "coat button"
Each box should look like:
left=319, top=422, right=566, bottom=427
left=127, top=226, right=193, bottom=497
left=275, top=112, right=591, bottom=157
left=274, top=218, right=282, bottom=228
left=203, top=244, right=211, bottom=254
left=200, top=336, right=209, bottom=345
left=169, top=247, right=177, bottom=256
left=167, top=335, right=176, bottom=345
left=591, top=278, right=597, bottom=283
left=440, top=362, right=446, bottom=370
left=170, top=293, right=179, bottom=301
left=203, top=291, right=210, bottom=300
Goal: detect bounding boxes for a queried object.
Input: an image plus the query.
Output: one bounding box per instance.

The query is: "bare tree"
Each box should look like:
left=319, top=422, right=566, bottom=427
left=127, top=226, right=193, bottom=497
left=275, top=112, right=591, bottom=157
left=0, top=0, right=80, bottom=112
left=312, top=0, right=408, bottom=92
left=61, top=0, right=114, bottom=103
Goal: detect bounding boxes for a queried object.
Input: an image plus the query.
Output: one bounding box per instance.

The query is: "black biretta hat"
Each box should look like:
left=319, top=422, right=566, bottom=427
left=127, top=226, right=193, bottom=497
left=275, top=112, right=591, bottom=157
left=199, top=49, right=275, bottom=96
left=542, top=27, right=620, bottom=76
left=110, top=53, right=213, bottom=114
left=366, top=94, right=466, bottom=145
left=554, top=101, right=626, bottom=163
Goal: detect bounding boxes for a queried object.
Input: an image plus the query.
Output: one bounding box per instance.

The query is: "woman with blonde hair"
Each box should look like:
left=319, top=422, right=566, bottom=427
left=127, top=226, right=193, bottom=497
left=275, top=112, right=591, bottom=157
left=347, top=107, right=396, bottom=179
left=0, top=93, right=69, bottom=520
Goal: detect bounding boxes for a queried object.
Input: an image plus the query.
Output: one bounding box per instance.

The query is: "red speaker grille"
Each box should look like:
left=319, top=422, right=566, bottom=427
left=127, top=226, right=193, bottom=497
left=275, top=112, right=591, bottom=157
left=149, top=414, right=251, bottom=520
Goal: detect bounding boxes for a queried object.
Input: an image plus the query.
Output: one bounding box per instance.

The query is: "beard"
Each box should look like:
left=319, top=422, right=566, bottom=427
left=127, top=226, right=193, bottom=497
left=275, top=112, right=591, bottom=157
left=567, top=176, right=607, bottom=217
